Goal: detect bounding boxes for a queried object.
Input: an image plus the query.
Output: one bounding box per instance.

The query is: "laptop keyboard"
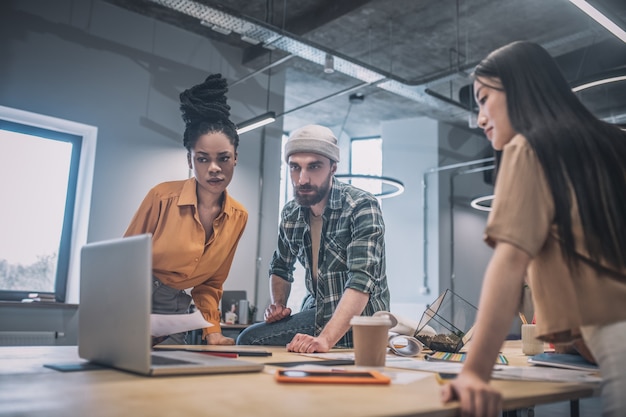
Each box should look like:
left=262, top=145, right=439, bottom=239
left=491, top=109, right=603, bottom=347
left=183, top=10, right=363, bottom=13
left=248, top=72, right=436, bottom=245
left=151, top=355, right=198, bottom=366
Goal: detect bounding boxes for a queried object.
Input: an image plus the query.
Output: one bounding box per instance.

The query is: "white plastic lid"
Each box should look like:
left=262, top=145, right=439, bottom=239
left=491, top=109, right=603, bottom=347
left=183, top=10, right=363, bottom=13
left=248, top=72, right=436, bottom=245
left=350, top=315, right=392, bottom=326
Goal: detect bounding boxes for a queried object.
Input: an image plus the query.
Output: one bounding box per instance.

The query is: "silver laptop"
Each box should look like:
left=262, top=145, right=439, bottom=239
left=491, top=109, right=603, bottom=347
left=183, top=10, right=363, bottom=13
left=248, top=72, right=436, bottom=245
left=78, top=233, right=264, bottom=376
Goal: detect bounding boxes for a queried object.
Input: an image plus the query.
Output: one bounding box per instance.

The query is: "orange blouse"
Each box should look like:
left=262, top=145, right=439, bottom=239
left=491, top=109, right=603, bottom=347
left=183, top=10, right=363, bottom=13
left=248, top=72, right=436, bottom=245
left=124, top=178, right=247, bottom=338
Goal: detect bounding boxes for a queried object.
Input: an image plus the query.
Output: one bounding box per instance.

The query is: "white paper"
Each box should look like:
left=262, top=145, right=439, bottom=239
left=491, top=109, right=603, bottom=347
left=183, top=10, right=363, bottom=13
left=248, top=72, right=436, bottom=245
left=301, top=352, right=355, bottom=360
left=372, top=311, right=428, bottom=357
left=387, top=333, right=423, bottom=357
left=150, top=310, right=213, bottom=337
left=490, top=364, right=602, bottom=384
left=385, top=356, right=465, bottom=373
left=385, top=357, right=602, bottom=384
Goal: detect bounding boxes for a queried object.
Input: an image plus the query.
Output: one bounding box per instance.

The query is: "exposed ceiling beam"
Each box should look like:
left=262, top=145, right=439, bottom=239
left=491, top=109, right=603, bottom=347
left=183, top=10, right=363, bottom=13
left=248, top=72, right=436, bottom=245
left=147, top=0, right=468, bottom=117
left=242, top=0, right=373, bottom=66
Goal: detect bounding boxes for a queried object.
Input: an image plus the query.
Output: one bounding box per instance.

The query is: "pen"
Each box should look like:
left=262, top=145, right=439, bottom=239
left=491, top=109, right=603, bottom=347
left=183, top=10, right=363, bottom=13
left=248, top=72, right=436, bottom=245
left=215, top=350, right=272, bottom=357
left=266, top=359, right=354, bottom=367
left=153, top=347, right=273, bottom=357
left=199, top=352, right=239, bottom=358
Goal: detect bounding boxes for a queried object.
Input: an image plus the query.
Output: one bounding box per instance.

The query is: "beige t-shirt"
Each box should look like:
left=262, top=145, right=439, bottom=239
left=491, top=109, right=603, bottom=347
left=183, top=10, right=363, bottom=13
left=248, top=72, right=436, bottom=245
left=484, top=134, right=626, bottom=342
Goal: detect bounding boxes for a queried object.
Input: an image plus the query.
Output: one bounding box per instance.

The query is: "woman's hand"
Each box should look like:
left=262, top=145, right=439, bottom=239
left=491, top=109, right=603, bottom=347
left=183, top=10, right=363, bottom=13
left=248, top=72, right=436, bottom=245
left=441, top=371, right=502, bottom=417
left=554, top=339, right=596, bottom=364
left=205, top=333, right=235, bottom=345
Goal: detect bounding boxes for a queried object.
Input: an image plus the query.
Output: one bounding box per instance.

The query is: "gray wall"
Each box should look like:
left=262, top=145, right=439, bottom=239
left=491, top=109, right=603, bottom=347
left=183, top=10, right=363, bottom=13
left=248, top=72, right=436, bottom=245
left=1, top=0, right=282, bottom=336
left=436, top=124, right=524, bottom=335
left=381, top=118, right=497, bottom=329
left=382, top=117, right=439, bottom=319
left=436, top=124, right=494, bottom=309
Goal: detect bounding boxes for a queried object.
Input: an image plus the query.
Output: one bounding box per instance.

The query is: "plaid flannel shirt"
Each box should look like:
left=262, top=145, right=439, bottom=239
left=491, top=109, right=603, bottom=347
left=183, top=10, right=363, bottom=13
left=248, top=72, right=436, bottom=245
left=269, top=177, right=390, bottom=348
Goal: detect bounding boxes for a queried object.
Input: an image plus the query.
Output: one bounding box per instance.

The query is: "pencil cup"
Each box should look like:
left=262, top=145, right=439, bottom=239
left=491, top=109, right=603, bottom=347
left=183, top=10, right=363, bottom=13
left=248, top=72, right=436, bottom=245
left=350, top=315, right=393, bottom=367
left=521, top=324, right=544, bottom=356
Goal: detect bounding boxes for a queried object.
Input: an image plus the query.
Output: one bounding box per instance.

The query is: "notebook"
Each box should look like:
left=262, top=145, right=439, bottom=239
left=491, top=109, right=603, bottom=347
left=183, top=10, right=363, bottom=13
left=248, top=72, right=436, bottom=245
left=78, top=233, right=264, bottom=376
left=527, top=352, right=599, bottom=372
left=425, top=351, right=509, bottom=365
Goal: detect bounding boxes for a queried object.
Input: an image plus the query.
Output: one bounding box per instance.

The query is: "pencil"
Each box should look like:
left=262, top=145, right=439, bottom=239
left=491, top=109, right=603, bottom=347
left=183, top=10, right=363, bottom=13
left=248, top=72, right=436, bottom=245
left=435, top=373, right=457, bottom=385
left=519, top=312, right=528, bottom=325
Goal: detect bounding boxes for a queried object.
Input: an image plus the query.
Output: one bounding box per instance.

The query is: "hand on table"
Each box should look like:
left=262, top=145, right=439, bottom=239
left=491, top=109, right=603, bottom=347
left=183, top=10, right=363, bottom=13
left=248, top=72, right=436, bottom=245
left=286, top=333, right=331, bottom=353
left=554, top=339, right=596, bottom=364
left=264, top=303, right=291, bottom=323
left=206, top=333, right=235, bottom=345
left=441, top=371, right=502, bottom=417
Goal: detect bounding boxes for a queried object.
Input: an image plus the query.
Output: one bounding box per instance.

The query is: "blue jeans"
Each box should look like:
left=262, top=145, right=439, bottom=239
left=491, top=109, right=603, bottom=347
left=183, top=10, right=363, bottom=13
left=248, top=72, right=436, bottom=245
left=236, top=308, right=316, bottom=346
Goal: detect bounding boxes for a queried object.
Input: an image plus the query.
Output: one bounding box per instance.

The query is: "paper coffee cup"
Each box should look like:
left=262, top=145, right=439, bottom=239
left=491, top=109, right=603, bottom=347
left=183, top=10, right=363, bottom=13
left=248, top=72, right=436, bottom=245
left=350, top=315, right=392, bottom=367
left=521, top=324, right=544, bottom=356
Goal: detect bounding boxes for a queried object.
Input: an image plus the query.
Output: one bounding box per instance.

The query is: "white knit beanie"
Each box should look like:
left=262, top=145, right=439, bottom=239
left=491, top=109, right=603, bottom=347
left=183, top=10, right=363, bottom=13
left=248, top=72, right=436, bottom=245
left=284, top=124, right=340, bottom=163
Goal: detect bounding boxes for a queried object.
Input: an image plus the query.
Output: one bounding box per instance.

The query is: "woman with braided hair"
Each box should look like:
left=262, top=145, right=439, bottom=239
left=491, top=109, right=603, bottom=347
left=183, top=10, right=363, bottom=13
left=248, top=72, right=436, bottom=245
left=125, top=73, right=247, bottom=346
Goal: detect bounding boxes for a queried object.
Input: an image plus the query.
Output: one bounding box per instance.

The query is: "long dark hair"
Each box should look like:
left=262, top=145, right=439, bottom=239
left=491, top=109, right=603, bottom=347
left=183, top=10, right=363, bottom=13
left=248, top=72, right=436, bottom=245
left=179, top=73, right=239, bottom=152
left=475, top=41, right=626, bottom=270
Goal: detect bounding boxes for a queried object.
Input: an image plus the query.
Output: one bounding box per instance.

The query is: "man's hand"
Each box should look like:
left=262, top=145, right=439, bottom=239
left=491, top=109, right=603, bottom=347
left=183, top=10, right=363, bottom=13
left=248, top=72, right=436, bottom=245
left=441, top=371, right=502, bottom=417
left=151, top=335, right=169, bottom=346
left=286, top=333, right=331, bottom=353
left=264, top=303, right=291, bottom=323
left=205, top=333, right=235, bottom=345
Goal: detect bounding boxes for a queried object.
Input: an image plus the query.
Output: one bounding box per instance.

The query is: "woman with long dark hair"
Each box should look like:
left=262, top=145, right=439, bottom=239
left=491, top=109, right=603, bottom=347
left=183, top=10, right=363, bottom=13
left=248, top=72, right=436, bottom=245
left=441, top=41, right=626, bottom=416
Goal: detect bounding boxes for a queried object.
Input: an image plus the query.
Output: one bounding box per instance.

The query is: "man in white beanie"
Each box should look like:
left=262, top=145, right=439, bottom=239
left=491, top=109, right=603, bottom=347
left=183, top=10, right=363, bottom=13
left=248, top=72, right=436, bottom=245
left=237, top=124, right=390, bottom=352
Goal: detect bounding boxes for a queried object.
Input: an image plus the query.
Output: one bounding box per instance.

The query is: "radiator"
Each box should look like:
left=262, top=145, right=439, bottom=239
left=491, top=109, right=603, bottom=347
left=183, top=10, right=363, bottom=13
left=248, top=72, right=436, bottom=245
left=0, top=331, right=65, bottom=346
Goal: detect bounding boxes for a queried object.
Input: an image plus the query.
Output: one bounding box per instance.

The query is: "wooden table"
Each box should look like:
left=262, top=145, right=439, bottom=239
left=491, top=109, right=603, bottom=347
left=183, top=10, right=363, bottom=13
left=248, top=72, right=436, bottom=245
left=0, top=341, right=597, bottom=417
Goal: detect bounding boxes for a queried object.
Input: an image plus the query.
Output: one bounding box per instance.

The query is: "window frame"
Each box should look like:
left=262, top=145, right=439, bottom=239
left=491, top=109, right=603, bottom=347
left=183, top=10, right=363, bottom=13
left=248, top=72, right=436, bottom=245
left=0, top=105, right=97, bottom=304
left=349, top=135, right=383, bottom=196
left=350, top=135, right=383, bottom=175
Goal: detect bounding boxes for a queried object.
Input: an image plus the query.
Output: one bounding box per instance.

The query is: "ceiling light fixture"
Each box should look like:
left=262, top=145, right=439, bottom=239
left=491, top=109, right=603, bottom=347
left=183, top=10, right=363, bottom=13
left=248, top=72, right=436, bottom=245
left=236, top=111, right=276, bottom=134
left=200, top=20, right=232, bottom=35
left=567, top=0, right=626, bottom=43
left=335, top=174, right=405, bottom=199
left=324, top=53, right=335, bottom=74
left=572, top=74, right=626, bottom=92
left=240, top=35, right=261, bottom=45
left=470, top=194, right=494, bottom=212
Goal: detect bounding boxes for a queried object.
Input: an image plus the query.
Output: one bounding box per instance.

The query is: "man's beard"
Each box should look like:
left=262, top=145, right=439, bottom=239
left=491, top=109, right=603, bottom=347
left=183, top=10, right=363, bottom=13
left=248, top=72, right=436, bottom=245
left=294, top=175, right=331, bottom=207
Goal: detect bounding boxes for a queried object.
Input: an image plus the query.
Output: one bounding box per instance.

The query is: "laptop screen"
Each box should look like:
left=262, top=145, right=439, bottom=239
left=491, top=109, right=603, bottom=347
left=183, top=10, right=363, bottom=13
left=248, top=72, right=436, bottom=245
left=78, top=234, right=153, bottom=374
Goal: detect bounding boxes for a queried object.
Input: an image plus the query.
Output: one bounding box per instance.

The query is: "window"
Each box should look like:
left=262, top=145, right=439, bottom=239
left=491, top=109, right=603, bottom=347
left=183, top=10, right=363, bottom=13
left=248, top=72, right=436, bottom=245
left=349, top=136, right=383, bottom=196
left=0, top=106, right=97, bottom=303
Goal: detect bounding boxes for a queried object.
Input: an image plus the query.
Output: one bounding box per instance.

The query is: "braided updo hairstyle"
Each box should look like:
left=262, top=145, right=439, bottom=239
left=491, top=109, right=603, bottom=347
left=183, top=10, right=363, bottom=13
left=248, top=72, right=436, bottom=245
left=179, top=73, right=239, bottom=152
